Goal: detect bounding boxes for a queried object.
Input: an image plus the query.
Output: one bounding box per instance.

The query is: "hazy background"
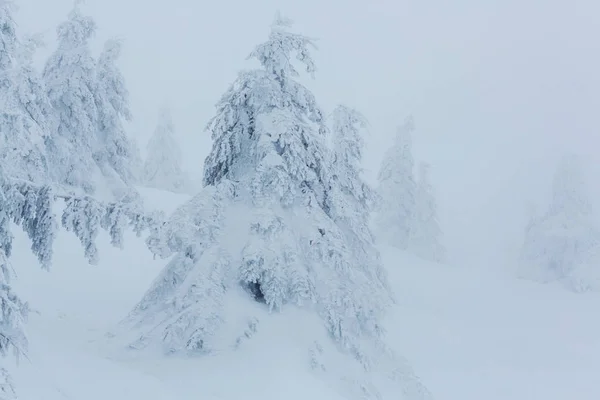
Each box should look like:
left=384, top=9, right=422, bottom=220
left=15, top=0, right=599, bottom=269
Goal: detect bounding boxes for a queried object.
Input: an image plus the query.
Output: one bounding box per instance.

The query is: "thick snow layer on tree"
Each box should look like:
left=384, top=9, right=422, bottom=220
left=6, top=187, right=600, bottom=400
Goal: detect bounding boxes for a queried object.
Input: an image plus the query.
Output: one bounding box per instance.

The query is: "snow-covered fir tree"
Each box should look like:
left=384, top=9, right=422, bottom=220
left=141, top=107, right=191, bottom=193
left=327, top=105, right=387, bottom=285
left=374, top=116, right=417, bottom=250
left=123, top=14, right=430, bottom=400
left=409, top=162, right=445, bottom=262
left=519, top=154, right=600, bottom=291
left=43, top=4, right=100, bottom=194
left=0, top=1, right=53, bottom=184
left=94, top=38, right=139, bottom=190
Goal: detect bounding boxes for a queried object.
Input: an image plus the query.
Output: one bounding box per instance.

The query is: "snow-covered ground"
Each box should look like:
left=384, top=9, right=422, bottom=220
left=7, top=187, right=600, bottom=399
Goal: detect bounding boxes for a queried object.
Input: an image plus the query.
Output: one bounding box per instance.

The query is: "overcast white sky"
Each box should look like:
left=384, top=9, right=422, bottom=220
left=14, top=0, right=599, bottom=268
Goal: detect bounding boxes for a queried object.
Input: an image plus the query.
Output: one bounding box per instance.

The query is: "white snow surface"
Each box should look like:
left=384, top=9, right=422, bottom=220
left=6, top=187, right=600, bottom=399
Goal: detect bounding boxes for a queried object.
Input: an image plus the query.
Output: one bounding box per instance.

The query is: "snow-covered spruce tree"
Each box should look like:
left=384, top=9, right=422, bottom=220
left=43, top=4, right=100, bottom=194
left=141, top=107, right=191, bottom=193
left=0, top=166, right=161, bottom=397
left=326, top=105, right=388, bottom=288
left=123, top=14, right=430, bottom=400
left=374, top=116, right=417, bottom=250
left=519, top=154, right=600, bottom=291
left=94, top=38, right=139, bottom=189
left=0, top=1, right=53, bottom=184
left=409, top=162, right=445, bottom=262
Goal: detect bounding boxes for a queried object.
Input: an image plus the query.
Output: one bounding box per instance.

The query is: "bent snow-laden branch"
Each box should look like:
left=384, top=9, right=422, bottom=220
left=0, top=170, right=165, bottom=396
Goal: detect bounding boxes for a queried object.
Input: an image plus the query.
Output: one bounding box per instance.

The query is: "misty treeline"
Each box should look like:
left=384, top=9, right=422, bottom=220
left=0, top=1, right=596, bottom=399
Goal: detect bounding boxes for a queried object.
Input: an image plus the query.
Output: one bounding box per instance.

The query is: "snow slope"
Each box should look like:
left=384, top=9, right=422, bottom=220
left=6, top=187, right=600, bottom=399
left=383, top=250, right=600, bottom=400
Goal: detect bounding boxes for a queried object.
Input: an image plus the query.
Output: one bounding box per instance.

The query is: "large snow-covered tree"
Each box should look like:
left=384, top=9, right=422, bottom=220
left=0, top=1, right=53, bottom=184
left=94, top=38, right=139, bottom=190
left=409, top=162, right=445, bottom=262
left=43, top=4, right=100, bottom=194
left=141, top=107, right=191, bottom=193
left=374, top=116, right=417, bottom=249
left=122, top=14, right=428, bottom=400
left=519, top=154, right=600, bottom=290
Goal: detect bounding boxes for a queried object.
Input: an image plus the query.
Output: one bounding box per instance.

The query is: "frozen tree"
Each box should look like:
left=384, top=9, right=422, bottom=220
left=549, top=154, right=593, bottom=218
left=328, top=105, right=372, bottom=213
left=0, top=2, right=53, bottom=183
left=374, top=116, right=417, bottom=249
left=43, top=7, right=139, bottom=197
left=141, top=107, right=191, bottom=193
left=123, top=14, right=429, bottom=400
left=43, top=4, right=100, bottom=194
left=519, top=155, right=600, bottom=290
left=409, top=162, right=445, bottom=262
left=94, top=38, right=138, bottom=188
left=326, top=105, right=386, bottom=286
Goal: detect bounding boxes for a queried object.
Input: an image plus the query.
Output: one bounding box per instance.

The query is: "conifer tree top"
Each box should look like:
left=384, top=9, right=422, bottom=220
left=248, top=11, right=317, bottom=84
left=203, top=12, right=326, bottom=189
left=56, top=4, right=96, bottom=48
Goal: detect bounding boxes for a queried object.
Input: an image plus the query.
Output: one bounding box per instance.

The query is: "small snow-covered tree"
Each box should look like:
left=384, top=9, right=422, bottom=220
left=374, top=116, right=417, bottom=249
left=519, top=154, right=600, bottom=289
left=43, top=4, right=100, bottom=193
left=409, top=162, right=445, bottom=262
left=141, top=107, right=191, bottom=193
left=123, top=14, right=430, bottom=400
left=94, top=38, right=138, bottom=189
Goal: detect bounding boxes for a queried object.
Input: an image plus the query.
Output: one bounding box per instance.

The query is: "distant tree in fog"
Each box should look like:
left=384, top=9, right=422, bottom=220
left=141, top=107, right=191, bottom=193
left=0, top=1, right=53, bottom=184
left=374, top=116, right=417, bottom=250
left=410, top=162, right=446, bottom=262
left=519, top=154, right=600, bottom=291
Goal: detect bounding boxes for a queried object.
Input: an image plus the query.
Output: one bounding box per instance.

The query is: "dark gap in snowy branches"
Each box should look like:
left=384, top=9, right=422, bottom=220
left=246, top=280, right=266, bottom=303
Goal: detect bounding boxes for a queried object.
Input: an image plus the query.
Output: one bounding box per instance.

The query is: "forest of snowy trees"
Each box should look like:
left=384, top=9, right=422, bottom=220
left=0, top=5, right=441, bottom=397
left=2, top=1, right=598, bottom=399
